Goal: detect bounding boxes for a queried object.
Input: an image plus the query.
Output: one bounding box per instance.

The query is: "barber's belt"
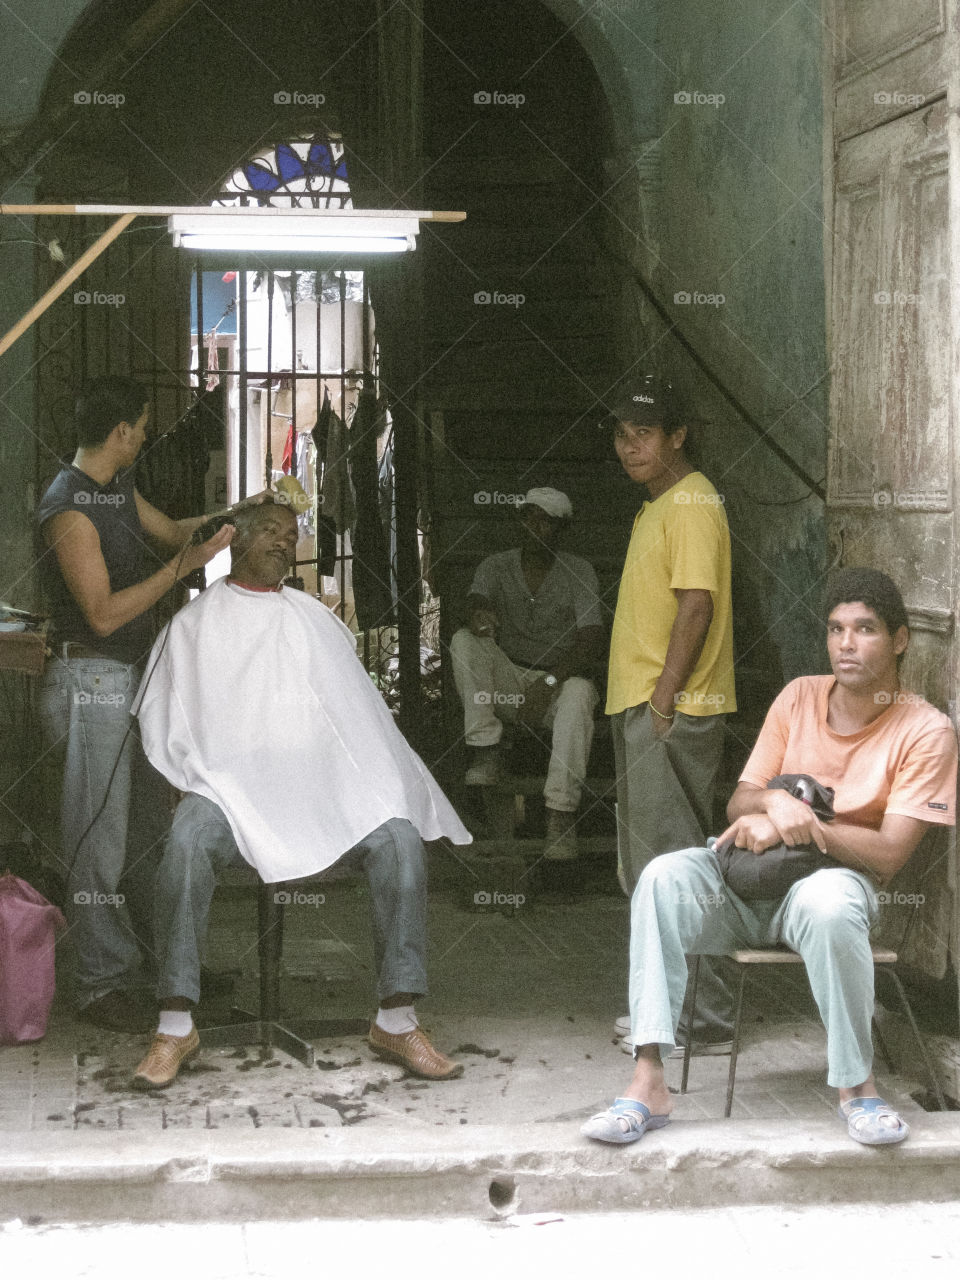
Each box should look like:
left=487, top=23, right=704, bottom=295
left=59, top=641, right=110, bottom=660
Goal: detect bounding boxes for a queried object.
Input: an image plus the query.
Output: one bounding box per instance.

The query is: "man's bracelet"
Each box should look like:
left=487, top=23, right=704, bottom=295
left=649, top=700, right=674, bottom=721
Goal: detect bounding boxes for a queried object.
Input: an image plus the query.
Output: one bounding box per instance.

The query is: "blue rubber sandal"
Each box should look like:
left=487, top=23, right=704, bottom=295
left=839, top=1096, right=909, bottom=1146
left=581, top=1097, right=671, bottom=1145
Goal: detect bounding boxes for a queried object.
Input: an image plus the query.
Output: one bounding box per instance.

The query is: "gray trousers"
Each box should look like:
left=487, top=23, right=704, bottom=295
left=612, top=704, right=735, bottom=1039
left=153, top=794, right=428, bottom=1006
left=38, top=656, right=168, bottom=1007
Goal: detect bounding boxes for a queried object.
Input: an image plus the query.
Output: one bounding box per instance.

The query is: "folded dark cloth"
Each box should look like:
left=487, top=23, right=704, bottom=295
left=715, top=773, right=840, bottom=901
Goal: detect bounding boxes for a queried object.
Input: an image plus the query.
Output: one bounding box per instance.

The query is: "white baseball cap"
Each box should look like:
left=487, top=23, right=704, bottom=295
left=523, top=487, right=573, bottom=519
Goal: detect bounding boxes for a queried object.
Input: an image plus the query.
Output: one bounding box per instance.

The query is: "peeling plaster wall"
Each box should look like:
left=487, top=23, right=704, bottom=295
left=654, top=0, right=829, bottom=708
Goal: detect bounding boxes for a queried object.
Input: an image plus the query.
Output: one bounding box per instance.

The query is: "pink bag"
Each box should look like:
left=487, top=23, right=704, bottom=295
left=0, top=872, right=66, bottom=1044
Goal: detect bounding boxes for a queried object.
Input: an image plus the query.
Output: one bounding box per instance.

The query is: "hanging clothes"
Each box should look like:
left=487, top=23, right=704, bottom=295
left=311, top=387, right=332, bottom=474
left=295, top=433, right=311, bottom=489
left=281, top=423, right=295, bottom=475
left=377, top=418, right=399, bottom=608
left=314, top=389, right=356, bottom=536
left=294, top=433, right=316, bottom=537
left=317, top=512, right=338, bottom=576
left=204, top=330, right=221, bottom=390
left=348, top=389, right=394, bottom=630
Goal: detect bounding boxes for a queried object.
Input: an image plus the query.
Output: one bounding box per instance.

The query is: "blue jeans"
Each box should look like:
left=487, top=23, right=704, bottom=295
left=38, top=656, right=169, bottom=1007
left=629, top=846, right=879, bottom=1088
left=154, top=793, right=429, bottom=1005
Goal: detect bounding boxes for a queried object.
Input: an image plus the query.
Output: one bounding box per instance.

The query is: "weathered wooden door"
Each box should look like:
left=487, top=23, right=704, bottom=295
left=827, top=2, right=959, bottom=995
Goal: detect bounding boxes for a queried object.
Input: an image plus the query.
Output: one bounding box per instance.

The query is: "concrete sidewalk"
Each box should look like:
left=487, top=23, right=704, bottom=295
left=5, top=1203, right=960, bottom=1280
left=1, top=859, right=956, bottom=1220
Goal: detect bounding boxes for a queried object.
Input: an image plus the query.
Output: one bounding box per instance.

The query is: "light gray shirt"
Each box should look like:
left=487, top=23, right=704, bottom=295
left=470, top=548, right=603, bottom=668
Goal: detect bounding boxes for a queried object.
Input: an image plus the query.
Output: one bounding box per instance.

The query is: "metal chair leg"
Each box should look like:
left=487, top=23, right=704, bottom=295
left=202, top=881, right=367, bottom=1067
left=680, top=955, right=701, bottom=1094
left=881, top=966, right=947, bottom=1112
left=871, top=1014, right=895, bottom=1074
left=724, top=966, right=747, bottom=1119
left=258, top=884, right=283, bottom=1037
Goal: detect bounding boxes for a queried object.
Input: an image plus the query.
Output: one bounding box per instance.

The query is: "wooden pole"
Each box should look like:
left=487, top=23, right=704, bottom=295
left=0, top=204, right=465, bottom=220
left=0, top=214, right=136, bottom=359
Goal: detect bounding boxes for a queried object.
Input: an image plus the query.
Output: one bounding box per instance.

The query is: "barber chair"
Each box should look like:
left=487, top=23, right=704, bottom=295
left=201, top=880, right=367, bottom=1066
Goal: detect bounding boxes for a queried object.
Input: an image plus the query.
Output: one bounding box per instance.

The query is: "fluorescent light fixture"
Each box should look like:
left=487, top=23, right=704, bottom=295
left=168, top=212, right=420, bottom=254
left=174, top=232, right=413, bottom=253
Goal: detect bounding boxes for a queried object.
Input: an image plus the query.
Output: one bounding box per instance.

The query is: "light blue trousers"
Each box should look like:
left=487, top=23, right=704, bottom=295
left=629, top=846, right=880, bottom=1088
left=153, top=793, right=429, bottom=1006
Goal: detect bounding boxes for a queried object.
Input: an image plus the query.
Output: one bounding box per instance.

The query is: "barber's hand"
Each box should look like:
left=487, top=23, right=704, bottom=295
left=715, top=814, right=782, bottom=855
left=764, top=790, right=828, bottom=852
left=178, top=524, right=234, bottom=578
left=469, top=608, right=499, bottom=639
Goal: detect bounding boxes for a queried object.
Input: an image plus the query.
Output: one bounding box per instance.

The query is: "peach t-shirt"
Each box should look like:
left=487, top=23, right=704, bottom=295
left=740, top=676, right=957, bottom=830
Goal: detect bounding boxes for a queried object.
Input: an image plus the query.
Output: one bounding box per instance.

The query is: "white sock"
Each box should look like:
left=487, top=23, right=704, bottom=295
left=375, top=1005, right=418, bottom=1035
left=157, top=1010, right=194, bottom=1038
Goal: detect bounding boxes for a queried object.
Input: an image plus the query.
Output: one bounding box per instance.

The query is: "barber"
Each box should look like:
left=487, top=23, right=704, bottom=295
left=36, top=376, right=232, bottom=1032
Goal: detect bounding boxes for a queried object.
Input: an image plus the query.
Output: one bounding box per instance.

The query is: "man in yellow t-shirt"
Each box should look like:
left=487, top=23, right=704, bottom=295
left=606, top=375, right=736, bottom=1050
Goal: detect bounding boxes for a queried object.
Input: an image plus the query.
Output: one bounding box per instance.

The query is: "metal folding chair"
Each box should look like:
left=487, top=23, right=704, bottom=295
left=681, top=946, right=948, bottom=1117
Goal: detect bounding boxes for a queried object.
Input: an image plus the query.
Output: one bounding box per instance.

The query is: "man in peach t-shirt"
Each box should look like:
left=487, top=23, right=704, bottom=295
left=583, top=568, right=957, bottom=1149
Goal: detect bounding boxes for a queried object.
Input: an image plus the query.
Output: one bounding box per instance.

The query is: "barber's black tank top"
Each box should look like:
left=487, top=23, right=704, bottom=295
left=36, top=464, right=154, bottom=664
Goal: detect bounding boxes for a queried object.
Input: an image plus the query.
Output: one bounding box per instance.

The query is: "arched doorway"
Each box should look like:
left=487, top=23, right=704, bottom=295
left=24, top=0, right=635, bottom=766
left=417, top=0, right=637, bottom=787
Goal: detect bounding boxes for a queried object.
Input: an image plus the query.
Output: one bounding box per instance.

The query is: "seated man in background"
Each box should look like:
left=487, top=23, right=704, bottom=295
left=450, top=487, right=605, bottom=861
left=583, top=568, right=957, bottom=1148
left=130, top=499, right=472, bottom=1088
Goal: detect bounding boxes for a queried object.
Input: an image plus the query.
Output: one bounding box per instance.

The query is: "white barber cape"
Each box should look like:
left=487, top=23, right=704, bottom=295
left=133, top=578, right=471, bottom=882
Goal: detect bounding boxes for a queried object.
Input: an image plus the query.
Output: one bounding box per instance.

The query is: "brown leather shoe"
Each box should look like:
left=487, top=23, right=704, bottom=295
left=368, top=1022, right=463, bottom=1080
left=131, top=1026, right=200, bottom=1089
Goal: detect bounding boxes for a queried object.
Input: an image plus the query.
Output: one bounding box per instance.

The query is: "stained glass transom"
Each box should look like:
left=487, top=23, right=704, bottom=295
left=216, top=135, right=351, bottom=208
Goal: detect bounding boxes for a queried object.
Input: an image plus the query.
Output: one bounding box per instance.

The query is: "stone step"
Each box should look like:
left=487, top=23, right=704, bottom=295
left=467, top=835, right=617, bottom=859
left=489, top=775, right=616, bottom=799
left=4, top=1116, right=960, bottom=1224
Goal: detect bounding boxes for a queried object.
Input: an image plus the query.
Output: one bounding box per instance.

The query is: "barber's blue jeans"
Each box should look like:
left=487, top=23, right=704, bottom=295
left=154, top=793, right=429, bottom=1006
left=38, top=657, right=169, bottom=1007
left=629, top=846, right=880, bottom=1088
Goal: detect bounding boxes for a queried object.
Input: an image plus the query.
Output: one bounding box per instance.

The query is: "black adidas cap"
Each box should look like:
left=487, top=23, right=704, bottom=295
left=601, top=375, right=683, bottom=430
